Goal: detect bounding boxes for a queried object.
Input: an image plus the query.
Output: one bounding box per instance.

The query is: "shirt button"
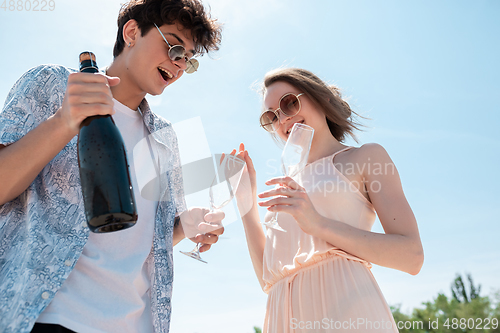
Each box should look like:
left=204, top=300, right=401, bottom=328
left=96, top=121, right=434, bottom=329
left=65, top=260, right=72, bottom=267
left=41, top=292, right=50, bottom=300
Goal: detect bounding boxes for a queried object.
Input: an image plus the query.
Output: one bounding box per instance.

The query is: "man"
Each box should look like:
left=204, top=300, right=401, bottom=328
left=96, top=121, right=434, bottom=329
left=0, top=0, right=223, bottom=332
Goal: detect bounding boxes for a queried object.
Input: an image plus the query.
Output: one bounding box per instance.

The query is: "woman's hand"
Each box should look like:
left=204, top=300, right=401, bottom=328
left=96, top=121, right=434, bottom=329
left=257, top=176, right=324, bottom=236
left=225, top=143, right=257, bottom=218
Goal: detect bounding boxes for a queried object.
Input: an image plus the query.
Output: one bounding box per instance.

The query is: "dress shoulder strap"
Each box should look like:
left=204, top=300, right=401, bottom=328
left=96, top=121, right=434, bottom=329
left=331, top=146, right=354, bottom=160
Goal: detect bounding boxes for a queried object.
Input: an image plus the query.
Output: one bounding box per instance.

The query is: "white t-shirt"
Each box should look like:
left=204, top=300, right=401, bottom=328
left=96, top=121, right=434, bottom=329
left=37, top=99, right=158, bottom=333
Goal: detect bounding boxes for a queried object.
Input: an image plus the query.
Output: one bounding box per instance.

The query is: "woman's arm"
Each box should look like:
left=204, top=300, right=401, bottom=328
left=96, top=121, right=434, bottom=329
left=234, top=144, right=267, bottom=289
left=240, top=201, right=267, bottom=289
left=259, top=143, right=424, bottom=275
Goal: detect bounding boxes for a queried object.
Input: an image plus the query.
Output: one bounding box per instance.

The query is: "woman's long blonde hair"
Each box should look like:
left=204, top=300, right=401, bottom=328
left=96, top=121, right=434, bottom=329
left=263, top=68, right=365, bottom=143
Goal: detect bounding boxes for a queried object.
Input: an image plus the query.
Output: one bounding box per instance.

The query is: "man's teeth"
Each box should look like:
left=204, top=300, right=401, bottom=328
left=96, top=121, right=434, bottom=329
left=159, top=67, right=173, bottom=79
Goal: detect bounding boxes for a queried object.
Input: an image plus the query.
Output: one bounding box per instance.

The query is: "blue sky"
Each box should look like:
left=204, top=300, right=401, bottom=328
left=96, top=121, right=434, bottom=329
left=1, top=0, right=499, bottom=332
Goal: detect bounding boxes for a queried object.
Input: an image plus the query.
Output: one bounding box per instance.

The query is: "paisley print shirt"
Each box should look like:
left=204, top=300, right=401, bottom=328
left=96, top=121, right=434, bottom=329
left=0, top=65, right=187, bottom=333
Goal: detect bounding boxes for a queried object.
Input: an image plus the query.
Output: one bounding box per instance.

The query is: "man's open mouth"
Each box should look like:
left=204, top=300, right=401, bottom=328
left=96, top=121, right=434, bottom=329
left=158, top=67, right=173, bottom=81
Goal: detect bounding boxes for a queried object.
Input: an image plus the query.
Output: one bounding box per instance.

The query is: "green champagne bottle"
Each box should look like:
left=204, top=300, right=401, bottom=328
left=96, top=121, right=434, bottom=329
left=77, top=51, right=138, bottom=233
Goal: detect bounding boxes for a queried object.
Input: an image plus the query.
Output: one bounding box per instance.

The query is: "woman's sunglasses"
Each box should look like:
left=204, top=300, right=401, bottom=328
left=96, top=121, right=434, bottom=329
left=259, top=93, right=304, bottom=132
left=154, top=23, right=199, bottom=74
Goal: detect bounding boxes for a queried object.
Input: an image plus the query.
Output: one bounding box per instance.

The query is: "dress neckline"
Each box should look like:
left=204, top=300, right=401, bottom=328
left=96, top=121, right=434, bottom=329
left=305, top=146, right=353, bottom=168
left=304, top=146, right=373, bottom=207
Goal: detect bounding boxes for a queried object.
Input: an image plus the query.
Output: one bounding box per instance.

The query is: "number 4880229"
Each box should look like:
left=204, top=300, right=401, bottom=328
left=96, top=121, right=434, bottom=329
left=1, top=0, right=56, bottom=11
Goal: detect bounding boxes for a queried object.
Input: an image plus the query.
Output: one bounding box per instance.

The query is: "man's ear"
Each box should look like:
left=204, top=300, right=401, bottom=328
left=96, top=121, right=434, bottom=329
left=122, top=19, right=140, bottom=47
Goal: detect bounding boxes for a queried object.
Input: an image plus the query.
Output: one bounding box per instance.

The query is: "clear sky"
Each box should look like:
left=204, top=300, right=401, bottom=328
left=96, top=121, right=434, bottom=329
left=1, top=1, right=499, bottom=332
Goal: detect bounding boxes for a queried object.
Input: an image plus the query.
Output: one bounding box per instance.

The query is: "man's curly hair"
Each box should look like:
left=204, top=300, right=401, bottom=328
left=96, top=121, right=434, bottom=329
left=113, top=0, right=222, bottom=58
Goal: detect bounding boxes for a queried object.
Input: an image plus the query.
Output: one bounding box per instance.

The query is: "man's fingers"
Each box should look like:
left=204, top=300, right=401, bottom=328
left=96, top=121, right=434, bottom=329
left=199, top=244, right=212, bottom=253
left=67, top=82, right=113, bottom=96
left=204, top=210, right=225, bottom=223
left=105, top=76, right=121, bottom=86
left=69, top=72, right=111, bottom=84
left=209, top=226, right=224, bottom=235
left=195, top=233, right=219, bottom=245
left=198, top=222, right=224, bottom=235
left=69, top=91, right=114, bottom=106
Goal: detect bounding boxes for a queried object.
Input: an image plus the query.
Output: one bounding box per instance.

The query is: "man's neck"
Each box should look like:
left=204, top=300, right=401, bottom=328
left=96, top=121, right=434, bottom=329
left=106, top=59, right=146, bottom=111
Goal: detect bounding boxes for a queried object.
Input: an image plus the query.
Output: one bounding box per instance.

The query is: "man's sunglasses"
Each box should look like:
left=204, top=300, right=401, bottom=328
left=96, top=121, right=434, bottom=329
left=259, top=93, right=304, bottom=132
left=154, top=23, right=199, bottom=74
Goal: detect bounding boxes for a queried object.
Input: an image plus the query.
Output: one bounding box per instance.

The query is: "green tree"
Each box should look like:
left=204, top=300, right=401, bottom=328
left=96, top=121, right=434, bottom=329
left=253, top=326, right=262, bottom=333
left=391, top=304, right=420, bottom=333
left=491, top=290, right=500, bottom=333
left=452, top=273, right=481, bottom=303
left=391, top=274, right=500, bottom=333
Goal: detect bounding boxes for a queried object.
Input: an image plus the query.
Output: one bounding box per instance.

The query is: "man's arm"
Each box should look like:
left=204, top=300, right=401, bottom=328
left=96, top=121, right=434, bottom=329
left=0, top=115, right=76, bottom=204
left=0, top=72, right=120, bottom=205
left=173, top=215, right=185, bottom=246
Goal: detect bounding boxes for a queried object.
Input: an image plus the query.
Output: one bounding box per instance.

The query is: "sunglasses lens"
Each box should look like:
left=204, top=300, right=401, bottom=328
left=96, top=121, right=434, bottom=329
left=260, top=111, right=278, bottom=132
left=185, top=59, right=199, bottom=74
left=280, top=94, right=301, bottom=116
left=168, top=45, right=186, bottom=62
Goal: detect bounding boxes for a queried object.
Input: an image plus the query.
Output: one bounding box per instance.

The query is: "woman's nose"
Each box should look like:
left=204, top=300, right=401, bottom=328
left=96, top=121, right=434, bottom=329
left=278, top=110, right=292, bottom=124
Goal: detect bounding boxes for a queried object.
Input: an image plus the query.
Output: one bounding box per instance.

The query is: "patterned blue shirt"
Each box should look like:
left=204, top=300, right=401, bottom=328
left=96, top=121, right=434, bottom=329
left=0, top=65, right=187, bottom=333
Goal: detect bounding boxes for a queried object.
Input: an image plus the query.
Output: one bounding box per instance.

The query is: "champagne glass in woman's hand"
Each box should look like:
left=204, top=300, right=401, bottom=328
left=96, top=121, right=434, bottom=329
left=180, top=154, right=246, bottom=263
left=263, top=123, right=314, bottom=232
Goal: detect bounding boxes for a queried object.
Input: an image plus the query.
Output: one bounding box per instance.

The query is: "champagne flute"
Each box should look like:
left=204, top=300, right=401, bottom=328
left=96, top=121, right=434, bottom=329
left=180, top=154, right=246, bottom=263
left=263, top=123, right=314, bottom=232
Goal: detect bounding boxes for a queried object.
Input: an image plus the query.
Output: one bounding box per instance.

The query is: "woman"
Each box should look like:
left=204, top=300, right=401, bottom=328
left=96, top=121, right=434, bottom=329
left=232, top=68, right=423, bottom=332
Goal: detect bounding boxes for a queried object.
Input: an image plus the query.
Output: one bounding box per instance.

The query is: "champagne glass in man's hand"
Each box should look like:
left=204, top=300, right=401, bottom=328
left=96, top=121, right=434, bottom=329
left=180, top=154, right=246, bottom=263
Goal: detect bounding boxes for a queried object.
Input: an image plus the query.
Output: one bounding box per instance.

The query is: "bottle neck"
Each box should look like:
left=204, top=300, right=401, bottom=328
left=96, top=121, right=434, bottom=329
left=80, top=59, right=99, bottom=73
